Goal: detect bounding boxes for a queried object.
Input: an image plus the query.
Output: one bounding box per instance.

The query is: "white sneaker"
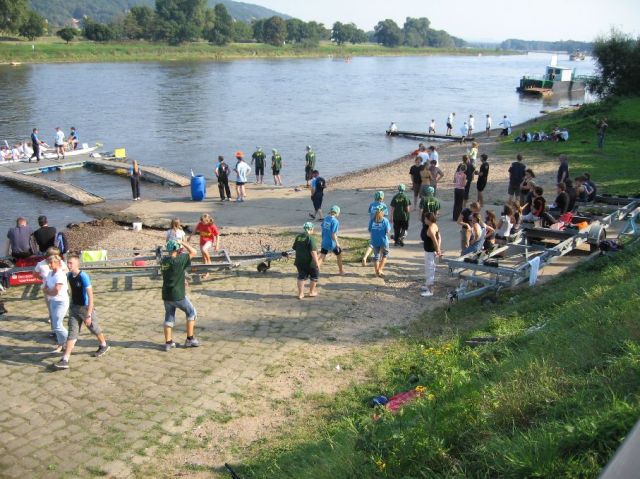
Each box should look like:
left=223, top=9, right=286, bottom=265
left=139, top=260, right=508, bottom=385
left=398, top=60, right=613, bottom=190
left=421, top=290, right=433, bottom=297
left=421, top=285, right=429, bottom=292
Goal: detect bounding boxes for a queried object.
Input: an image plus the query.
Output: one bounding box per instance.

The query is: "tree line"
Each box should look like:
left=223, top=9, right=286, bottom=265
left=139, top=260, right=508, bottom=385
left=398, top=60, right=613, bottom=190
left=500, top=38, right=593, bottom=52
left=2, top=0, right=465, bottom=49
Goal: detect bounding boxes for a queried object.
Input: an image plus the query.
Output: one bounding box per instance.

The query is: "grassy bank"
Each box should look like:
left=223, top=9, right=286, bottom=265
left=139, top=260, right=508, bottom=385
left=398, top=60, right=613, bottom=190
left=232, top=239, right=640, bottom=478
left=0, top=38, right=508, bottom=64
left=498, top=96, right=640, bottom=196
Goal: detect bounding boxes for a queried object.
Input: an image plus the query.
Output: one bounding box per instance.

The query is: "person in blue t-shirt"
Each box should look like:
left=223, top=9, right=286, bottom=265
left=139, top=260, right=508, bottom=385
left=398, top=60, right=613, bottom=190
left=362, top=191, right=388, bottom=266
left=318, top=205, right=344, bottom=275
left=54, top=255, right=110, bottom=370
left=29, top=128, right=46, bottom=163
left=368, top=205, right=391, bottom=277
left=68, top=127, right=79, bottom=150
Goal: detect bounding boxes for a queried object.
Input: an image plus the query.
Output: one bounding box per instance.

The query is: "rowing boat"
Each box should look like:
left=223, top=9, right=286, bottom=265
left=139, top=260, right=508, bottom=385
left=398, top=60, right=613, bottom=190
left=41, top=144, right=100, bottom=159
left=386, top=130, right=474, bottom=142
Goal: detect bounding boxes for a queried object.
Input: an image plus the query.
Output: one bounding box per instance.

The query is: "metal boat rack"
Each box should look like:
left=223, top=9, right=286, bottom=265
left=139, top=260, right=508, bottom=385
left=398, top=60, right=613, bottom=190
left=443, top=196, right=640, bottom=303
left=0, top=245, right=294, bottom=290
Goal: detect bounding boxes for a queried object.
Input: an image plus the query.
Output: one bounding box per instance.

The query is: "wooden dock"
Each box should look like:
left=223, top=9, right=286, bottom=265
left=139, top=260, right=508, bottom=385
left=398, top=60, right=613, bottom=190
left=0, top=153, right=191, bottom=206
left=0, top=169, right=104, bottom=205
left=86, top=157, right=191, bottom=187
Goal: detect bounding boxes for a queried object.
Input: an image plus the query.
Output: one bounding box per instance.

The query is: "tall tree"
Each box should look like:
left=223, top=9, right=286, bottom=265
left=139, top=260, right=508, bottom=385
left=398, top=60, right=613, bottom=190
left=122, top=5, right=155, bottom=40
left=252, top=18, right=266, bottom=43
left=0, top=0, right=27, bottom=33
left=155, top=0, right=206, bottom=45
left=231, top=20, right=253, bottom=42
left=18, top=10, right=46, bottom=40
left=332, top=22, right=367, bottom=45
left=403, top=17, right=430, bottom=47
left=373, top=19, right=402, bottom=47
left=262, top=16, right=286, bottom=46
left=286, top=18, right=307, bottom=44
left=590, top=28, right=640, bottom=97
left=204, top=3, right=233, bottom=45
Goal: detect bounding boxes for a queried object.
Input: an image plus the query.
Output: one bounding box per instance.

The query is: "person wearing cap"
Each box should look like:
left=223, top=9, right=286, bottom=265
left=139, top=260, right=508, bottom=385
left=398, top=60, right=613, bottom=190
left=53, top=254, right=110, bottom=369
left=292, top=222, right=321, bottom=299
left=251, top=147, right=266, bottom=184
left=304, top=146, right=316, bottom=188
left=160, top=239, right=199, bottom=351
left=214, top=155, right=231, bottom=201
left=234, top=151, right=251, bottom=202
left=318, top=206, right=344, bottom=275
left=309, top=170, right=326, bottom=221
left=368, top=205, right=391, bottom=277
left=32, top=215, right=57, bottom=254
left=420, top=186, right=441, bottom=217
left=362, top=191, right=388, bottom=265
left=390, top=184, right=411, bottom=247
left=271, top=149, right=283, bottom=186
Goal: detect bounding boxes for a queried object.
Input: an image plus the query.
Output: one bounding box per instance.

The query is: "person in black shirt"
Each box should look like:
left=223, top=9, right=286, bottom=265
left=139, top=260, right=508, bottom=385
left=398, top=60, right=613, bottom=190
left=32, top=215, right=56, bottom=254
left=550, top=183, right=570, bottom=214
left=409, top=157, right=422, bottom=211
left=475, top=154, right=490, bottom=207
left=508, top=154, right=526, bottom=201
left=557, top=155, right=569, bottom=184
left=214, top=155, right=231, bottom=201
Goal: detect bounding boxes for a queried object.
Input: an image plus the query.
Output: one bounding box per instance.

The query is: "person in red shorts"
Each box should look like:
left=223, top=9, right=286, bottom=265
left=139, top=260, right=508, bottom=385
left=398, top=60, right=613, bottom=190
left=189, top=213, right=220, bottom=279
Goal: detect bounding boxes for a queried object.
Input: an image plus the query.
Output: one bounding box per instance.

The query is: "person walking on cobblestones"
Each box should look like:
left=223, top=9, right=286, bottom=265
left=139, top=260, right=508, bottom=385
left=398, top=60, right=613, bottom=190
left=292, top=222, right=321, bottom=300
left=54, top=255, right=110, bottom=369
left=161, top=239, right=199, bottom=351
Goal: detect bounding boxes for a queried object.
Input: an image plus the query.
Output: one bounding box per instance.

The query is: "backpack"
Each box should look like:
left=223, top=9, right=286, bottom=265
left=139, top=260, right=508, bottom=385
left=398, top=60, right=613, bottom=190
left=315, top=177, right=326, bottom=192
left=55, top=231, right=69, bottom=254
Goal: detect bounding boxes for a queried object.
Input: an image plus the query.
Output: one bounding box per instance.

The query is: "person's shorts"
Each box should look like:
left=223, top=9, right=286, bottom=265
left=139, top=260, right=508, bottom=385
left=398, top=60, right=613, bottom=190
left=255, top=166, right=264, bottom=176
left=67, top=305, right=101, bottom=341
left=446, top=122, right=453, bottom=130
left=320, top=246, right=342, bottom=256
left=312, top=194, right=323, bottom=211
left=236, top=181, right=246, bottom=186
left=508, top=184, right=520, bottom=196
left=55, top=143, right=64, bottom=148
left=305, top=167, right=313, bottom=181
left=372, top=246, right=389, bottom=260
left=201, top=241, right=214, bottom=252
left=272, top=169, right=280, bottom=175
left=477, top=181, right=487, bottom=192
left=412, top=182, right=421, bottom=195
left=296, top=265, right=319, bottom=281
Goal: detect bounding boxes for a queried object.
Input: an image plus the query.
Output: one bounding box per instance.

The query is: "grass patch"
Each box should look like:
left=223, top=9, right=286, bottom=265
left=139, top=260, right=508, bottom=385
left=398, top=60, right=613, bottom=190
left=497, top=96, right=640, bottom=196
left=235, top=240, right=640, bottom=478
left=0, top=38, right=510, bottom=64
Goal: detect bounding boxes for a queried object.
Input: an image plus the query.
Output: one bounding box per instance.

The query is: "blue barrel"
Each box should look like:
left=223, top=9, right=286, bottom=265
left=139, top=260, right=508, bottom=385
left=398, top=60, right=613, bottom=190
left=191, top=175, right=206, bottom=201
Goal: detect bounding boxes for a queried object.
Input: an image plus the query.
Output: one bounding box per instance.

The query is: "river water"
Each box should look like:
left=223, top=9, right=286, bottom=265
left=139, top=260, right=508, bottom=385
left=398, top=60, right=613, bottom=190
left=0, top=52, right=595, bottom=228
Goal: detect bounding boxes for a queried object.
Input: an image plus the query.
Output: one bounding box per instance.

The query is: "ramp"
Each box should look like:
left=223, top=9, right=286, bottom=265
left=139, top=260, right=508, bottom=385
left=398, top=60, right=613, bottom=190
left=86, top=157, right=191, bottom=187
left=0, top=170, right=104, bottom=205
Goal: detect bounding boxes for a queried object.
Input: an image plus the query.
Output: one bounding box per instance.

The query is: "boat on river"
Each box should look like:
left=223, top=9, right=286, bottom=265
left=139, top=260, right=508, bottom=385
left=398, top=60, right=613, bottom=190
left=386, top=130, right=474, bottom=142
left=516, top=56, right=588, bottom=97
left=569, top=50, right=586, bottom=61
left=40, top=143, right=101, bottom=160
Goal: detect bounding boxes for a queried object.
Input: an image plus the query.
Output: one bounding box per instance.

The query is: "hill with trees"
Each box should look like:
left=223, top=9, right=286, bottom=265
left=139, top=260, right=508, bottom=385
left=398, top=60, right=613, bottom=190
left=28, top=0, right=289, bottom=26
left=500, top=38, right=593, bottom=52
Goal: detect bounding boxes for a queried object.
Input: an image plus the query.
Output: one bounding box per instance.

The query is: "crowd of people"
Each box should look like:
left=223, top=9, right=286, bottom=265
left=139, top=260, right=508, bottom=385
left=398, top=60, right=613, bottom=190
left=513, top=125, right=570, bottom=143
left=389, top=113, right=515, bottom=140
left=1, top=126, right=80, bottom=163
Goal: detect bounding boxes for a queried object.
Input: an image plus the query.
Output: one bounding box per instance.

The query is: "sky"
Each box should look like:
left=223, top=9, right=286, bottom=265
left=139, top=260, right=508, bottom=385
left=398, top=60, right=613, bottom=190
left=248, top=0, right=640, bottom=42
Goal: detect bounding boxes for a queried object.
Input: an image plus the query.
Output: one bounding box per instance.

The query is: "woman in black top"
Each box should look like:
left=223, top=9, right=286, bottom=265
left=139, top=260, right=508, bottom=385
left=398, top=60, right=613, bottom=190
left=475, top=154, right=490, bottom=207
left=462, top=155, right=475, bottom=206
left=420, top=212, right=441, bottom=297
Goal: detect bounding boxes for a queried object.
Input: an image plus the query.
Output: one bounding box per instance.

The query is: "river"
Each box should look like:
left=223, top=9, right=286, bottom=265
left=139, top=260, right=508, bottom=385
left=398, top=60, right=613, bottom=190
left=0, top=52, right=595, bottom=229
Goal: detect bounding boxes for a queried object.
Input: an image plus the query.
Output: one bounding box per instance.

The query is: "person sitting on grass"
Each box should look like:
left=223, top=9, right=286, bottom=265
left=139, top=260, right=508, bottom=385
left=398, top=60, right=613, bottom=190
left=362, top=191, right=388, bottom=266
left=318, top=206, right=344, bottom=275
left=292, top=222, right=321, bottom=299
left=368, top=205, right=391, bottom=278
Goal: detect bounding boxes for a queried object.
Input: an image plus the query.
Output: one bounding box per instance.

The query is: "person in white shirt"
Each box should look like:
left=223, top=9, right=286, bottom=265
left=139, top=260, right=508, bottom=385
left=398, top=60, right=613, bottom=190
left=43, top=254, right=69, bottom=353
left=34, top=247, right=69, bottom=331
left=389, top=122, right=398, bottom=133
left=428, top=146, right=439, bottom=166
left=446, top=112, right=455, bottom=136
left=468, top=114, right=475, bottom=135
left=428, top=119, right=436, bottom=134
left=499, top=115, right=512, bottom=136
left=417, top=145, right=430, bottom=165
left=54, top=127, right=66, bottom=160
left=460, top=121, right=469, bottom=142
left=234, top=151, right=252, bottom=202
left=485, top=114, right=492, bottom=137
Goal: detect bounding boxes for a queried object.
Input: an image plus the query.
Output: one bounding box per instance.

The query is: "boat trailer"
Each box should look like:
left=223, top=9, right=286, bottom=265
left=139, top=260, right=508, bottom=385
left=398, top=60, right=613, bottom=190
left=0, top=245, right=294, bottom=290
left=443, top=196, right=639, bottom=304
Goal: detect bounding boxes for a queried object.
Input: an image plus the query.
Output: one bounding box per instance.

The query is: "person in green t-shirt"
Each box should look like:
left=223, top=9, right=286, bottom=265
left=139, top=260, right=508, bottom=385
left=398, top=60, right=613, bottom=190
left=292, top=222, right=321, bottom=300
left=304, top=145, right=316, bottom=188
left=251, top=146, right=266, bottom=184
left=390, top=184, right=411, bottom=247
left=271, top=148, right=283, bottom=186
left=160, top=239, right=198, bottom=352
left=420, top=186, right=441, bottom=217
